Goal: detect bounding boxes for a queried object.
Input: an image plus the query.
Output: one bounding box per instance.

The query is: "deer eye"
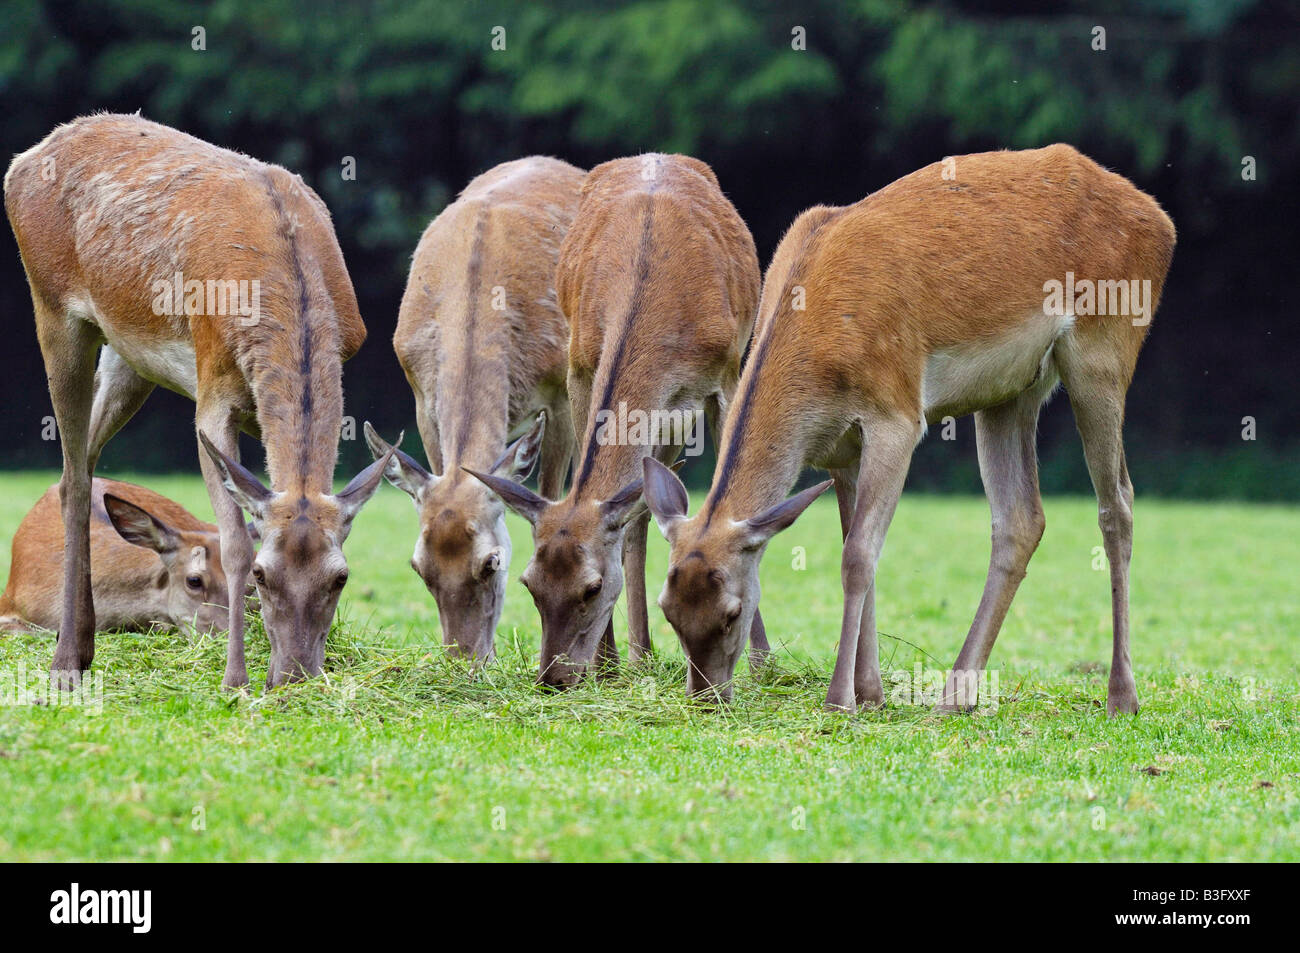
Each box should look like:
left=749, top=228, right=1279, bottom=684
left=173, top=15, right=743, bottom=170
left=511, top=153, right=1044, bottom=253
left=185, top=573, right=204, bottom=592
left=333, top=570, right=349, bottom=591
left=583, top=580, right=603, bottom=602
left=252, top=565, right=266, bottom=586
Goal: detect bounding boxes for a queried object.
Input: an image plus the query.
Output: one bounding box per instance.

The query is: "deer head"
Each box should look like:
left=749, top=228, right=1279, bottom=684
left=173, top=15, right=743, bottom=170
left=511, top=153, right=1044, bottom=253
left=199, top=431, right=392, bottom=687
left=466, top=465, right=646, bottom=688
left=641, top=457, right=830, bottom=700
left=363, top=413, right=547, bottom=661
left=102, top=493, right=232, bottom=634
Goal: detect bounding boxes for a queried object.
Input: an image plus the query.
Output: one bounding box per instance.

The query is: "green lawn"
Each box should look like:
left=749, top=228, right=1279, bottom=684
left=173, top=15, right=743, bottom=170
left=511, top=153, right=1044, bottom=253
left=0, top=469, right=1296, bottom=861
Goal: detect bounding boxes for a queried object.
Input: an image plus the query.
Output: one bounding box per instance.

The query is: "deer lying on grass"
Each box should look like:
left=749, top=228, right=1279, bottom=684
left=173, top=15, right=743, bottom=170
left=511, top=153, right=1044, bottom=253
left=364, top=157, right=584, bottom=661
left=4, top=114, right=394, bottom=689
left=0, top=478, right=234, bottom=634
left=471, top=154, right=761, bottom=687
left=643, top=145, right=1175, bottom=713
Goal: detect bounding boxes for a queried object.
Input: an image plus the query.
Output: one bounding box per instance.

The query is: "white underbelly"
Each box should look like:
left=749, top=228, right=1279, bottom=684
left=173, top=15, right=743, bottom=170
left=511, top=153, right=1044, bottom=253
left=922, top=312, right=1073, bottom=423
left=108, top=334, right=199, bottom=399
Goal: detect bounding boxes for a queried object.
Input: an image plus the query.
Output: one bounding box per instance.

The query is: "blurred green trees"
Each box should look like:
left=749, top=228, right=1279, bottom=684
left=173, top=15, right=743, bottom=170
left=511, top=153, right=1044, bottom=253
left=1, top=0, right=1296, bottom=497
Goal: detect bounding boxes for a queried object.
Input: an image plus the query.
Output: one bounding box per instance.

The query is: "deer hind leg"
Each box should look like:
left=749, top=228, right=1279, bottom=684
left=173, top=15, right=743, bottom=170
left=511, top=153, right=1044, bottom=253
left=538, top=397, right=574, bottom=500
left=938, top=388, right=1048, bottom=712
left=826, top=413, right=918, bottom=712
left=746, top=601, right=772, bottom=671
left=623, top=440, right=682, bottom=665
left=829, top=463, right=884, bottom=707
left=566, top=368, right=594, bottom=451
left=623, top=509, right=653, bottom=664
left=37, top=302, right=100, bottom=683
left=87, top=345, right=155, bottom=470
left=411, top=386, right=443, bottom=477
left=196, top=401, right=255, bottom=690
left=594, top=617, right=619, bottom=678
left=704, top=391, right=773, bottom=671
left=1058, top=355, right=1139, bottom=716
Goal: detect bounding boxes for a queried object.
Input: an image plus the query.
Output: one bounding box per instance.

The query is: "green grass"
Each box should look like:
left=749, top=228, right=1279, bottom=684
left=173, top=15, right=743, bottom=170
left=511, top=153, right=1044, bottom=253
left=0, top=469, right=1296, bottom=861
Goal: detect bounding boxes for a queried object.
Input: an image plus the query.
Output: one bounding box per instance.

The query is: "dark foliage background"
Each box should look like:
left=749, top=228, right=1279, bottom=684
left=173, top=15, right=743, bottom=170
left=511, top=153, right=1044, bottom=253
left=1, top=0, right=1296, bottom=498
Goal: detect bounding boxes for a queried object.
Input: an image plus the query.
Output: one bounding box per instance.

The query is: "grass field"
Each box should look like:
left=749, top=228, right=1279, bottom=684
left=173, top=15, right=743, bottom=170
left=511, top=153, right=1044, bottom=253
left=0, top=469, right=1296, bottom=861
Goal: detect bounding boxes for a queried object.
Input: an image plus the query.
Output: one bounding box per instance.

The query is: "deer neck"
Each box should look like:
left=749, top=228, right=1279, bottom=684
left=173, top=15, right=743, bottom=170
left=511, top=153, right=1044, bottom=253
left=569, top=351, right=683, bottom=504
left=427, top=203, right=522, bottom=477
left=568, top=219, right=685, bottom=503
left=250, top=279, right=344, bottom=499
left=433, top=328, right=513, bottom=478
left=701, top=342, right=825, bottom=525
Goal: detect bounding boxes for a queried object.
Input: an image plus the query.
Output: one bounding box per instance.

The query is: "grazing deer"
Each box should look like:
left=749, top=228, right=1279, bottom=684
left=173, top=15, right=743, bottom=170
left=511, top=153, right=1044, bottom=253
left=363, top=157, right=584, bottom=661
left=0, top=478, right=233, bottom=634
left=643, top=145, right=1175, bottom=713
left=4, top=114, right=393, bottom=689
left=470, top=154, right=761, bottom=687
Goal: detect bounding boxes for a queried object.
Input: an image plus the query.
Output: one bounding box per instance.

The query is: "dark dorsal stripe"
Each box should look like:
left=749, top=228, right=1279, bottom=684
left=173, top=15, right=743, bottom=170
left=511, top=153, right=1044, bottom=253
left=450, top=208, right=490, bottom=472
left=260, top=171, right=315, bottom=486
left=703, top=215, right=831, bottom=526
left=701, top=314, right=775, bottom=526
left=573, top=190, right=657, bottom=494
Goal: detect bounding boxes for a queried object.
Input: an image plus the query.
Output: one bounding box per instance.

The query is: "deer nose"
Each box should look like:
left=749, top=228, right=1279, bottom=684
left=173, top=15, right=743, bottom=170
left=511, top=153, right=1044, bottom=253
left=686, top=668, right=734, bottom=704
left=537, top=660, right=580, bottom=690
left=537, top=669, right=568, bottom=689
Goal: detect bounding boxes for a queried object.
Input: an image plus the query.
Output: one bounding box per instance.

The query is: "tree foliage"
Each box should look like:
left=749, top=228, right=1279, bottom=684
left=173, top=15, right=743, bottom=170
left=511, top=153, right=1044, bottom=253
left=0, top=0, right=1295, bottom=496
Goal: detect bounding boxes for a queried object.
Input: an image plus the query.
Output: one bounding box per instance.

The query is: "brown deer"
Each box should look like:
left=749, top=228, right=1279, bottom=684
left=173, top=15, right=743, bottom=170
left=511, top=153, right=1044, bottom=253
left=363, top=157, right=584, bottom=661
left=4, top=114, right=394, bottom=689
left=470, top=154, right=761, bottom=687
left=0, top=478, right=233, bottom=635
left=642, top=145, right=1175, bottom=713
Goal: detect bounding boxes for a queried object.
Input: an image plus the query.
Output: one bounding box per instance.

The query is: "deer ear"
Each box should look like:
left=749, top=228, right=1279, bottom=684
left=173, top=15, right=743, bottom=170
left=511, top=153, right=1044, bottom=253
left=491, top=410, right=546, bottom=481
left=464, top=468, right=548, bottom=525
left=743, top=479, right=833, bottom=545
left=335, top=440, right=398, bottom=532
left=364, top=421, right=432, bottom=502
left=103, top=493, right=180, bottom=555
left=642, top=456, right=689, bottom=538
left=199, top=430, right=272, bottom=524
left=600, top=476, right=646, bottom=529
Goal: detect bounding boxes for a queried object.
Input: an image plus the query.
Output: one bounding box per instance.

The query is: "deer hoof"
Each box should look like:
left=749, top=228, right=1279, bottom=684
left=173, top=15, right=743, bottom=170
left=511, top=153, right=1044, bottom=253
left=1106, top=688, right=1140, bottom=716
left=824, top=688, right=857, bottom=713
left=50, top=666, right=83, bottom=691
left=856, top=682, right=885, bottom=709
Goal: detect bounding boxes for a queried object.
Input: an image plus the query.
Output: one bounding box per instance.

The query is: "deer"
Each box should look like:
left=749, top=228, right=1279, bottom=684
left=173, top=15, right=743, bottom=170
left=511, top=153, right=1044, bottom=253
left=0, top=478, right=234, bottom=635
left=469, top=154, right=761, bottom=688
left=4, top=113, right=394, bottom=690
left=363, top=156, right=584, bottom=662
left=642, top=144, right=1175, bottom=714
